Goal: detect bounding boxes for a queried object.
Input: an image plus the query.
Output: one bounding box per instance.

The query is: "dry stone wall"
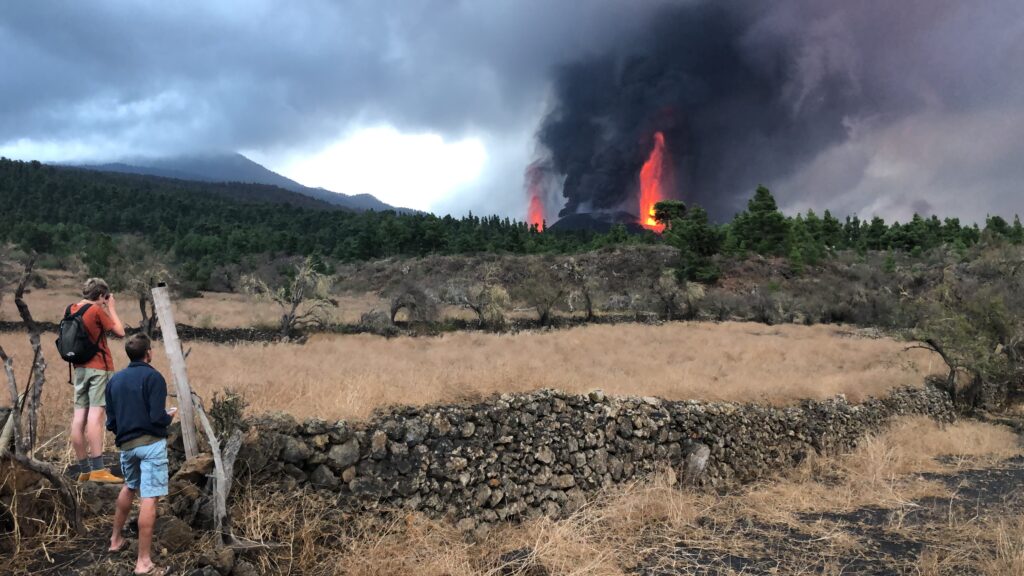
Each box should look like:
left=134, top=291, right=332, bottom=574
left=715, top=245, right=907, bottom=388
left=233, top=386, right=954, bottom=526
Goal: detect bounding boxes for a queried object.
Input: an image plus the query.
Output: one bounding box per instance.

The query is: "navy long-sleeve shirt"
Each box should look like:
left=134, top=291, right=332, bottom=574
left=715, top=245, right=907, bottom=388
left=105, top=361, right=173, bottom=448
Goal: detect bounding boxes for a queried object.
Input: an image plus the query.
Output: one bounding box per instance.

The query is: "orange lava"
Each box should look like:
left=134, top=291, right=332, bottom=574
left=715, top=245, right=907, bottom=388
left=528, top=194, right=544, bottom=231
left=639, top=132, right=667, bottom=232
left=526, top=163, right=545, bottom=231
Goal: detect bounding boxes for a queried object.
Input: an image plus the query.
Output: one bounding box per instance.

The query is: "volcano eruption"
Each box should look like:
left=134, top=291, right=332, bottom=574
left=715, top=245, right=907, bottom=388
left=525, top=161, right=546, bottom=230
left=639, top=132, right=668, bottom=231
left=530, top=1, right=880, bottom=227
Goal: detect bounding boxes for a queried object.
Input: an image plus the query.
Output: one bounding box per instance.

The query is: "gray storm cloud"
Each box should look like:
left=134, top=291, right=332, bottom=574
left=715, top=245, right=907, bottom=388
left=0, top=0, right=662, bottom=157
left=1, top=1, right=1022, bottom=222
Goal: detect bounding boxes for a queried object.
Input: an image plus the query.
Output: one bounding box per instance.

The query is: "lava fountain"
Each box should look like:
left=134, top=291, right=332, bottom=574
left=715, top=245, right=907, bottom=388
left=527, top=195, right=544, bottom=231
left=639, top=132, right=667, bottom=232
left=525, top=162, right=546, bottom=231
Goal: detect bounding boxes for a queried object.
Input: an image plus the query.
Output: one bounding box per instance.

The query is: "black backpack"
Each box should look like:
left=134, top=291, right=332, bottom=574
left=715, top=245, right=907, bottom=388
left=56, top=304, right=101, bottom=364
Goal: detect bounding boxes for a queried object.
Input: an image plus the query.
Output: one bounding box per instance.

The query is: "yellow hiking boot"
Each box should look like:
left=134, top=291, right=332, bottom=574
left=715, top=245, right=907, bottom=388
left=77, top=471, right=91, bottom=482
left=87, top=469, right=124, bottom=484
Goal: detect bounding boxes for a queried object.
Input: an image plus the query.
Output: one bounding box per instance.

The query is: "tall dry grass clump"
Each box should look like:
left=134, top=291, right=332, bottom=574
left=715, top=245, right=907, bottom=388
left=742, top=417, right=1022, bottom=517
left=985, top=516, right=1024, bottom=576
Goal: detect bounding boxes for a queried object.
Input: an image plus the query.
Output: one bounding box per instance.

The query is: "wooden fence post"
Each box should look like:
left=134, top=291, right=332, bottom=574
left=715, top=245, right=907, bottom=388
left=151, top=283, right=199, bottom=460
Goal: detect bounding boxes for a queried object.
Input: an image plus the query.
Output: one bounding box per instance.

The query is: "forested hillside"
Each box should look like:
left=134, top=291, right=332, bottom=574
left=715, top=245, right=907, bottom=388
left=0, top=159, right=595, bottom=280
left=2, top=158, right=1022, bottom=288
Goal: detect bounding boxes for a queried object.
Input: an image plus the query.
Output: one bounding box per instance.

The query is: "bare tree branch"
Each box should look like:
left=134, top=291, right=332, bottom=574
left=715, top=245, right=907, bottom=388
left=191, top=392, right=245, bottom=546
left=2, top=347, right=22, bottom=455
left=12, top=260, right=46, bottom=453
left=1, top=344, right=83, bottom=534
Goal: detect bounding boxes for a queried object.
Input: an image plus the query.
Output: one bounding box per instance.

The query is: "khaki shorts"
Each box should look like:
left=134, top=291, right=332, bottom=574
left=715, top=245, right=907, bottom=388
left=73, top=368, right=111, bottom=409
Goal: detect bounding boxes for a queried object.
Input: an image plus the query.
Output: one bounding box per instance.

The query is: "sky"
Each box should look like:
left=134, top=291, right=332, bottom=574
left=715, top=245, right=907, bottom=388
left=1, top=1, right=1022, bottom=222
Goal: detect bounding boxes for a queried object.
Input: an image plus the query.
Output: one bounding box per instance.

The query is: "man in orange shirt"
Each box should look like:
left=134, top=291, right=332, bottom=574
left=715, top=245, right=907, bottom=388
left=68, top=278, right=126, bottom=483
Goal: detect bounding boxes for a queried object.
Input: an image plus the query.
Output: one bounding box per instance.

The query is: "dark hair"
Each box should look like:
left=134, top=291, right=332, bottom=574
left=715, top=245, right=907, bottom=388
left=125, top=333, right=152, bottom=362
left=82, top=278, right=110, bottom=301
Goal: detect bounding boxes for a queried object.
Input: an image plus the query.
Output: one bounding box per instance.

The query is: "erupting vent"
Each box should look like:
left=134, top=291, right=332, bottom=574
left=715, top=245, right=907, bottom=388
left=525, top=162, right=546, bottom=231
left=527, top=195, right=544, bottom=231
left=639, top=132, right=667, bottom=232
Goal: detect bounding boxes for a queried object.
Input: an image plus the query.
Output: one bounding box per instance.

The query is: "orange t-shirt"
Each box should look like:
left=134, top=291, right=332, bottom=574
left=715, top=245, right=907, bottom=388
left=69, top=302, right=116, bottom=371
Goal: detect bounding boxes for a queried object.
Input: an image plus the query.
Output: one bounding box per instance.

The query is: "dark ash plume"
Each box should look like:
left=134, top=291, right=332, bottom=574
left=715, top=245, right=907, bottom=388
left=536, top=1, right=1009, bottom=221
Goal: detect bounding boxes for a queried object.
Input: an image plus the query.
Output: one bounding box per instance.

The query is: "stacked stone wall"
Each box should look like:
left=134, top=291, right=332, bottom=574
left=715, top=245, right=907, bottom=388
left=232, top=386, right=954, bottom=526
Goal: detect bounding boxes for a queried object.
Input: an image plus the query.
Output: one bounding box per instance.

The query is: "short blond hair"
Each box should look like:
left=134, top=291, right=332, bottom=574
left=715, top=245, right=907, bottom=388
left=82, top=278, right=110, bottom=301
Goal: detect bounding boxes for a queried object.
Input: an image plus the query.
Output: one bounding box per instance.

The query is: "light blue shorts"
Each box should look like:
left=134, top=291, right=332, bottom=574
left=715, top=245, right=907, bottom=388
left=119, top=439, right=169, bottom=498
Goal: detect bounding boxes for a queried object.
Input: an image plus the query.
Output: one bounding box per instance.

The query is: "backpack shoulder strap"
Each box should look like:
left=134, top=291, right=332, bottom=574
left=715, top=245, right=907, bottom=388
left=69, top=303, right=93, bottom=318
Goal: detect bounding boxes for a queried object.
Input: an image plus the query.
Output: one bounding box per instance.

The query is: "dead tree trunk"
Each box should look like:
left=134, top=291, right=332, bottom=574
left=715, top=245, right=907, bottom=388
left=138, top=293, right=158, bottom=337
left=192, top=392, right=244, bottom=546
left=908, top=338, right=981, bottom=412
left=1, top=344, right=84, bottom=535
left=12, top=260, right=47, bottom=454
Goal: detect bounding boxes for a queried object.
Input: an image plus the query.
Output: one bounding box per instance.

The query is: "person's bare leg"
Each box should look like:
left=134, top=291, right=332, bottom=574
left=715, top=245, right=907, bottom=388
left=70, top=408, right=88, bottom=460
left=135, top=496, right=157, bottom=574
left=86, top=407, right=106, bottom=458
left=109, top=486, right=134, bottom=551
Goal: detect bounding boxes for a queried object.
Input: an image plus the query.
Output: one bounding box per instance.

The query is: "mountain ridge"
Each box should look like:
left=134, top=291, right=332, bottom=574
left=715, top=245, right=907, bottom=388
left=75, top=153, right=415, bottom=213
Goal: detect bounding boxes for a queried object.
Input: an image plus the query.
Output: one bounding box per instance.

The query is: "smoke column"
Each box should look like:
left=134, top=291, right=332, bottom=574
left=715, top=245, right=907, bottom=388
left=535, top=1, right=961, bottom=221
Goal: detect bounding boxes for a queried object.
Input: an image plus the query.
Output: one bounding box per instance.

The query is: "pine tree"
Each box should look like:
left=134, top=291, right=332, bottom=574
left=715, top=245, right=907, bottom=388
left=728, top=186, right=790, bottom=255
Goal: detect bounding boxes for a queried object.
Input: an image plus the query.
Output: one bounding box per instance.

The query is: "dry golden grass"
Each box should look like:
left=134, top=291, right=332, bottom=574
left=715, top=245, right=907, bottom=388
left=985, top=515, right=1024, bottom=576
left=741, top=417, right=1021, bottom=516
left=187, top=322, right=936, bottom=416
left=2, top=322, right=940, bottom=441
left=228, top=417, right=1022, bottom=576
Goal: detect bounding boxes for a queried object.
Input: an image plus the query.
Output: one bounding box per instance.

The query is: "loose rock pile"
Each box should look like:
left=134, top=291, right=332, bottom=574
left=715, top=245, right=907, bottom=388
left=233, top=386, right=955, bottom=528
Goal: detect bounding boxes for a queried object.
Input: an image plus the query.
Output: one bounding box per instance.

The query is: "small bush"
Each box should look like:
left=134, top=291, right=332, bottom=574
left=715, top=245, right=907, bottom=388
left=359, top=309, right=399, bottom=337
left=389, top=284, right=439, bottom=324
left=516, top=262, right=566, bottom=326
left=209, top=389, right=249, bottom=442
left=443, top=280, right=510, bottom=330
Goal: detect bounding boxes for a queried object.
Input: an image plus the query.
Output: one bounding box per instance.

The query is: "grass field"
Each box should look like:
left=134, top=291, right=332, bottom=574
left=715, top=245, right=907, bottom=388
left=1, top=321, right=938, bottom=447
left=6, top=273, right=1023, bottom=576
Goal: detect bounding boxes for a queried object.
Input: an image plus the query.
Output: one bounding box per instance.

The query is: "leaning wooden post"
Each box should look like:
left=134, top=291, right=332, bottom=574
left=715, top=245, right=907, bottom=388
left=151, top=283, right=199, bottom=460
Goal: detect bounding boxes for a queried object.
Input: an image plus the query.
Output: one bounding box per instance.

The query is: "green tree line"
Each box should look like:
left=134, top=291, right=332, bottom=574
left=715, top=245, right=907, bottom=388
left=0, top=159, right=607, bottom=284
left=2, top=158, right=1021, bottom=288
left=658, top=186, right=1022, bottom=281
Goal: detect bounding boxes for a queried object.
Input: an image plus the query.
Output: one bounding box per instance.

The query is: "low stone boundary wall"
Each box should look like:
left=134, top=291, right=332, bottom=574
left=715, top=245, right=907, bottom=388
left=232, top=386, right=954, bottom=527
left=0, top=321, right=281, bottom=344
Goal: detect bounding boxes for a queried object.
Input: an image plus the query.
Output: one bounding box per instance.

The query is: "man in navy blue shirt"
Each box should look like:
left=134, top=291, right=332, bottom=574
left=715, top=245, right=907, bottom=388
left=105, top=333, right=176, bottom=576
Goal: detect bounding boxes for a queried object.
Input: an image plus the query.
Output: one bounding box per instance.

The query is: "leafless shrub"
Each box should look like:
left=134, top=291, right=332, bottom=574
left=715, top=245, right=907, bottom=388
left=650, top=271, right=705, bottom=321
left=359, top=309, right=399, bottom=337
left=560, top=258, right=597, bottom=321
left=516, top=261, right=567, bottom=326
left=389, top=284, right=439, bottom=324
left=443, top=267, right=511, bottom=329
left=750, top=288, right=783, bottom=325
left=242, top=256, right=338, bottom=339
left=106, top=237, right=174, bottom=336
left=701, top=290, right=746, bottom=322
left=1, top=261, right=83, bottom=539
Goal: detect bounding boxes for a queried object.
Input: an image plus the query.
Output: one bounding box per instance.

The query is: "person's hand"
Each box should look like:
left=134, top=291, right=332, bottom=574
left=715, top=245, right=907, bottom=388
left=166, top=407, right=178, bottom=419
left=104, top=293, right=117, bottom=310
